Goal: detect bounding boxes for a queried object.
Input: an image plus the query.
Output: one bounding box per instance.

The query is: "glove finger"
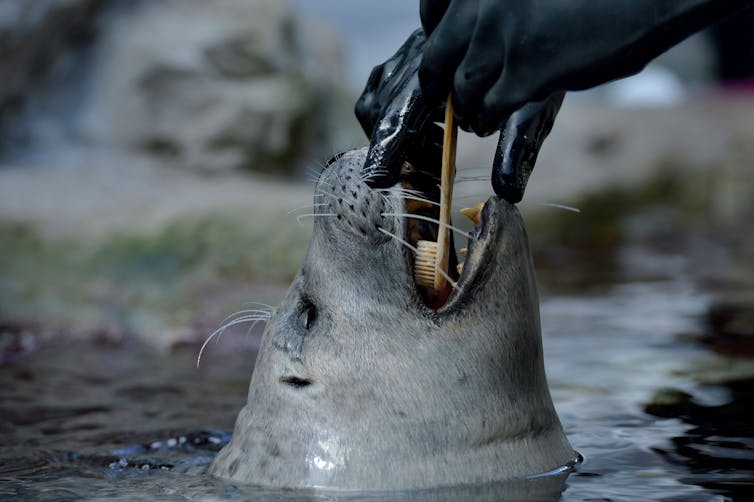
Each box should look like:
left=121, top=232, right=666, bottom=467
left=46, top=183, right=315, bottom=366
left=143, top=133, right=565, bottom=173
left=406, top=122, right=444, bottom=180
left=355, top=63, right=386, bottom=138
left=471, top=68, right=532, bottom=136
left=452, top=7, right=505, bottom=129
left=420, top=0, right=450, bottom=36
left=491, top=93, right=565, bottom=203
left=419, top=0, right=479, bottom=106
left=362, top=72, right=433, bottom=188
left=357, top=30, right=431, bottom=188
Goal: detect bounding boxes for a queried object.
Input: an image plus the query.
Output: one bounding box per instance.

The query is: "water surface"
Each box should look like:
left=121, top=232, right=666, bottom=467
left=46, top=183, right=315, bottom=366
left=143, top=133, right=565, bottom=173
left=1, top=249, right=752, bottom=500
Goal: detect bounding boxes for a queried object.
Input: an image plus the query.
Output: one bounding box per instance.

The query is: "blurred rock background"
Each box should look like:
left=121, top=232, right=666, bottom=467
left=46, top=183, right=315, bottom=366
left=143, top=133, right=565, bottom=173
left=1, top=0, right=753, bottom=354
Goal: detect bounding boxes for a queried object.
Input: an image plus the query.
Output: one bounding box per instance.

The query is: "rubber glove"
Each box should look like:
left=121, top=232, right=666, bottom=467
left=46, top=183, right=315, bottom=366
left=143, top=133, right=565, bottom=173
left=357, top=0, right=754, bottom=202
left=419, top=0, right=754, bottom=135
left=356, top=30, right=563, bottom=203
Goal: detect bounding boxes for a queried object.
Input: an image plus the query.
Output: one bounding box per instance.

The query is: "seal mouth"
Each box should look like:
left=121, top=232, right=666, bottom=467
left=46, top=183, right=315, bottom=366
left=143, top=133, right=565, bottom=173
left=395, top=163, right=498, bottom=312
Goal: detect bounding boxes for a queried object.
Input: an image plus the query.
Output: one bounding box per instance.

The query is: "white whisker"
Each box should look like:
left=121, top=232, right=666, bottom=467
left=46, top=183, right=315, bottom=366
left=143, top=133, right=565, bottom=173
left=304, top=165, right=324, bottom=178
left=377, top=226, right=418, bottom=254
left=315, top=189, right=359, bottom=208
left=197, top=315, right=271, bottom=368
left=377, top=188, right=441, bottom=207
left=381, top=212, right=472, bottom=239
left=240, top=301, right=274, bottom=310
left=400, top=195, right=441, bottom=207
left=218, top=309, right=272, bottom=325
left=287, top=203, right=328, bottom=214
left=454, top=176, right=488, bottom=183
left=244, top=319, right=264, bottom=338
left=360, top=168, right=390, bottom=182
left=377, top=227, right=461, bottom=293
left=527, top=202, right=582, bottom=213
left=296, top=213, right=337, bottom=225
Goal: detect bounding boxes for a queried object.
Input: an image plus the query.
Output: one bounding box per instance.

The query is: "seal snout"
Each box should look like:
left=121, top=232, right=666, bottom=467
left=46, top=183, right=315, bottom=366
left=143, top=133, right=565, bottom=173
left=313, top=148, right=519, bottom=313
left=316, top=151, right=391, bottom=243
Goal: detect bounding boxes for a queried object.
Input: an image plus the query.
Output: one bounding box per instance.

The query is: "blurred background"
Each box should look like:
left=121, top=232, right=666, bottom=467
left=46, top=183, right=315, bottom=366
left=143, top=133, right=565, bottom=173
left=1, top=1, right=753, bottom=499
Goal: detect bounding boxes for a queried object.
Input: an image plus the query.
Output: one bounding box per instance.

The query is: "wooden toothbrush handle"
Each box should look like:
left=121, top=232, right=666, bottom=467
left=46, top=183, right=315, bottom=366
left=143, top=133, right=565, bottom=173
left=434, top=93, right=457, bottom=291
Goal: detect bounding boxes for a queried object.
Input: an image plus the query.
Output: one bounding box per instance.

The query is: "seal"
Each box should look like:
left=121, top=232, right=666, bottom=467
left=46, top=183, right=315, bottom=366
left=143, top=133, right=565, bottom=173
left=209, top=148, right=577, bottom=490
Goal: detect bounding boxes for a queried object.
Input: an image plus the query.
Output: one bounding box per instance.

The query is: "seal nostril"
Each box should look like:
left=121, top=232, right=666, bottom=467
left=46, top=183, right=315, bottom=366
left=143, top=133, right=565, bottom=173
left=280, top=376, right=312, bottom=388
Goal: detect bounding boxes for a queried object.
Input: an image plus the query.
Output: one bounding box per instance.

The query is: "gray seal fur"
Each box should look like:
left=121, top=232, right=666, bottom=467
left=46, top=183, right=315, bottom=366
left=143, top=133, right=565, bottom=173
left=210, top=148, right=576, bottom=490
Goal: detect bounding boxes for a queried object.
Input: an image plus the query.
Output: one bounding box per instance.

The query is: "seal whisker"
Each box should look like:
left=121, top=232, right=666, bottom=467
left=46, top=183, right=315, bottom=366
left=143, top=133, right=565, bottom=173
left=239, top=301, right=274, bottom=310
left=213, top=315, right=272, bottom=334
left=454, top=176, right=489, bottom=183
left=360, top=167, right=390, bottom=182
left=304, top=165, right=325, bottom=180
left=287, top=203, right=328, bottom=214
left=525, top=202, right=582, bottom=213
left=381, top=212, right=472, bottom=239
left=243, top=319, right=264, bottom=338
left=377, top=226, right=419, bottom=254
left=377, top=227, right=461, bottom=293
left=376, top=188, right=441, bottom=208
left=197, top=315, right=271, bottom=368
left=218, top=309, right=273, bottom=325
left=296, top=213, right=337, bottom=225
left=314, top=189, right=359, bottom=208
left=396, top=195, right=441, bottom=207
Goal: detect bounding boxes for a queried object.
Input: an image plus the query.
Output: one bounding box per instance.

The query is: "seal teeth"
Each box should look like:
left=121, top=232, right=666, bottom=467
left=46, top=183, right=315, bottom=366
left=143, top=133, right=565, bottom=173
left=459, top=202, right=485, bottom=226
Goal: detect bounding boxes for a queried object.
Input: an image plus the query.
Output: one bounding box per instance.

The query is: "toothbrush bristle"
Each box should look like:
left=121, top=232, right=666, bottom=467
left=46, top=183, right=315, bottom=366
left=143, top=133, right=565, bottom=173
left=415, top=240, right=439, bottom=288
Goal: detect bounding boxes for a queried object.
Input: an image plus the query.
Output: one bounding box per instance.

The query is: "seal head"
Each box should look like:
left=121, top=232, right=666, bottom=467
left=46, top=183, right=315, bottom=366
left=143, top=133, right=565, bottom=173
left=210, top=148, right=576, bottom=489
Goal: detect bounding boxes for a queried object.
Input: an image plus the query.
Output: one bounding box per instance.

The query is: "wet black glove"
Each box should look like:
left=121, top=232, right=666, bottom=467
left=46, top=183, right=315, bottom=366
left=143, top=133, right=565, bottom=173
left=419, top=0, right=752, bottom=135
left=355, top=30, right=443, bottom=189
left=355, top=30, right=563, bottom=203
left=357, top=0, right=753, bottom=202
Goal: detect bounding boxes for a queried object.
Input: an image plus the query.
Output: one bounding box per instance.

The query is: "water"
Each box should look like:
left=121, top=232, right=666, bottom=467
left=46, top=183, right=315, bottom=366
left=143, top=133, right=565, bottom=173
left=1, top=251, right=753, bottom=500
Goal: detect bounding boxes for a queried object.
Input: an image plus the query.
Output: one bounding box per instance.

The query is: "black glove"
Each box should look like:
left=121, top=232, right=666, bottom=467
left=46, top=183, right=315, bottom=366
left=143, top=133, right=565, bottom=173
left=492, top=93, right=564, bottom=203
left=355, top=30, right=562, bottom=203
left=355, top=30, right=443, bottom=189
left=419, top=0, right=753, bottom=135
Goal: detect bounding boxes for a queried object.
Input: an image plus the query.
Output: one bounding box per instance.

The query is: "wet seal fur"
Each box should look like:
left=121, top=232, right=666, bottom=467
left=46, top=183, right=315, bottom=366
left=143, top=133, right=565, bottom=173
left=210, top=148, right=577, bottom=490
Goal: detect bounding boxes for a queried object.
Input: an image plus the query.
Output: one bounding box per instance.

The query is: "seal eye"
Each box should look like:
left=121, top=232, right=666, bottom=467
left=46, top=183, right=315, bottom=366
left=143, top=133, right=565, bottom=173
left=299, top=302, right=316, bottom=330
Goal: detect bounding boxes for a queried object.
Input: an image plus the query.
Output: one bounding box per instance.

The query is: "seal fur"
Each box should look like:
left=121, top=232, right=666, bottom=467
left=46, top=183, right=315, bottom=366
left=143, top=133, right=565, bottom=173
left=209, top=148, right=576, bottom=489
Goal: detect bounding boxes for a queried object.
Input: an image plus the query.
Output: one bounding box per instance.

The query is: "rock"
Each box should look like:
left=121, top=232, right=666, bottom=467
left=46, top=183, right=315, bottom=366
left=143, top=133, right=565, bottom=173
left=76, top=0, right=350, bottom=174
left=0, top=0, right=103, bottom=150
left=2, top=0, right=354, bottom=175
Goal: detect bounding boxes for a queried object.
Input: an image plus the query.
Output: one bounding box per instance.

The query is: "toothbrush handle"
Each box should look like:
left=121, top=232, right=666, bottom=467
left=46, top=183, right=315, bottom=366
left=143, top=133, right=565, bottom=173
left=435, top=93, right=457, bottom=291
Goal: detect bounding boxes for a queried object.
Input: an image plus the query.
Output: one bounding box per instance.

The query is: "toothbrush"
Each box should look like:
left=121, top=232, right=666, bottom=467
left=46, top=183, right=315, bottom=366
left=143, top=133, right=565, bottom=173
left=415, top=93, right=457, bottom=291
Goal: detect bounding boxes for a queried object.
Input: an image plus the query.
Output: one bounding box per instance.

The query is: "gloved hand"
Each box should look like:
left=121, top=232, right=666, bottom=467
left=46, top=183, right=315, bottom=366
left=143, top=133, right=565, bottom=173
left=355, top=30, right=443, bottom=189
left=419, top=0, right=750, bottom=135
left=358, top=0, right=753, bottom=202
left=356, top=30, right=563, bottom=203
